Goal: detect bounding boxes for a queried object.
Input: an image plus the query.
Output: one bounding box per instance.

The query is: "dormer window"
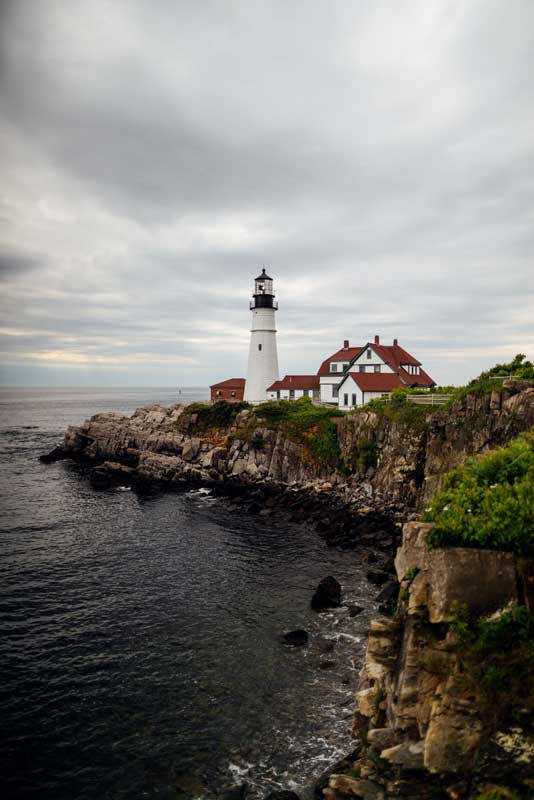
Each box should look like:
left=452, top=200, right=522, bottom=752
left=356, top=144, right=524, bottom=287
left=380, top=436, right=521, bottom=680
left=331, top=363, right=338, bottom=372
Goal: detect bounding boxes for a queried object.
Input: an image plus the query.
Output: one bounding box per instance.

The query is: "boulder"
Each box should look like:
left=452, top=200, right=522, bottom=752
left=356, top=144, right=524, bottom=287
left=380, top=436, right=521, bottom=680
left=380, top=740, right=424, bottom=770
left=311, top=576, right=342, bottom=611
left=181, top=437, right=201, bottom=462
left=366, top=570, right=390, bottom=587
left=283, top=630, right=308, bottom=647
left=347, top=604, right=364, bottom=617
left=39, top=446, right=66, bottom=463
left=426, top=547, right=517, bottom=623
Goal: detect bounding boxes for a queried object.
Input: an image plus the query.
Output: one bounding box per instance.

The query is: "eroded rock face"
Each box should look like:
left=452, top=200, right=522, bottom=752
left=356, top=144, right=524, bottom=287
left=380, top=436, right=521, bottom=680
left=331, top=521, right=532, bottom=799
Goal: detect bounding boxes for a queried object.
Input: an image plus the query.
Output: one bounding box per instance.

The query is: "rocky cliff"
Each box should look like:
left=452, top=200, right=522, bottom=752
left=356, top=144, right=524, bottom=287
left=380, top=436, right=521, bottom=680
left=55, top=382, right=534, bottom=515
left=320, top=522, right=534, bottom=800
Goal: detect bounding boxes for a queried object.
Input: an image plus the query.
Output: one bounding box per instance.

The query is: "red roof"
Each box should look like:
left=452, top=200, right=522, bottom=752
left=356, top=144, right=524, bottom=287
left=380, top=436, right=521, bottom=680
left=267, top=375, right=320, bottom=391
left=366, top=342, right=435, bottom=387
left=210, top=378, right=246, bottom=389
left=317, top=344, right=363, bottom=376
left=343, top=373, right=405, bottom=392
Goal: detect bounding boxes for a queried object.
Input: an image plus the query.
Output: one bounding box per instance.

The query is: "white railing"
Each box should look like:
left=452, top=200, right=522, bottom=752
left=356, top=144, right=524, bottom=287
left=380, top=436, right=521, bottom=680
left=378, top=394, right=454, bottom=406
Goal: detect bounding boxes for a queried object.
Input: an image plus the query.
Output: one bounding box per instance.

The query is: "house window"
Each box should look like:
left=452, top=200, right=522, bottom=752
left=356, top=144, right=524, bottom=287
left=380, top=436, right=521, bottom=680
left=367, top=349, right=372, bottom=359
left=216, top=390, right=222, bottom=396
left=289, top=389, right=295, bottom=399
left=231, top=391, right=236, bottom=398
left=342, top=363, right=349, bottom=373
left=276, top=390, right=280, bottom=399
left=258, top=344, right=262, bottom=351
left=359, top=365, right=366, bottom=373
left=352, top=393, right=356, bottom=406
left=331, top=363, right=338, bottom=372
left=374, top=364, right=381, bottom=373
left=303, top=389, right=309, bottom=397
left=344, top=393, right=348, bottom=406
left=332, top=386, right=339, bottom=398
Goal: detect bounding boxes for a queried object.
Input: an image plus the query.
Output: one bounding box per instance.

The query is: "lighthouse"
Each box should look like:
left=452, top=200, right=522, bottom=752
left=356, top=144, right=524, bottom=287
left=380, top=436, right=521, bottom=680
left=244, top=268, right=280, bottom=403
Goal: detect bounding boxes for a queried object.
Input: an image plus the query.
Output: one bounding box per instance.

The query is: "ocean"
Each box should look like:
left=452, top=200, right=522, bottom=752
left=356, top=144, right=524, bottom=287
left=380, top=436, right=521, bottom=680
left=0, top=388, right=376, bottom=799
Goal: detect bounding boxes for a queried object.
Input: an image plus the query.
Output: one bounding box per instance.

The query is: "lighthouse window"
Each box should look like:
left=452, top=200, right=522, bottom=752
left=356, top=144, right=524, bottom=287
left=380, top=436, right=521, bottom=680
left=258, top=344, right=262, bottom=351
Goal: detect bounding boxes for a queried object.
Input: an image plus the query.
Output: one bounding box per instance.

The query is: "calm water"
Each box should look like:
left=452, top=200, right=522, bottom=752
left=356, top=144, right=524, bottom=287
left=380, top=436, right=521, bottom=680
left=0, top=388, right=376, bottom=800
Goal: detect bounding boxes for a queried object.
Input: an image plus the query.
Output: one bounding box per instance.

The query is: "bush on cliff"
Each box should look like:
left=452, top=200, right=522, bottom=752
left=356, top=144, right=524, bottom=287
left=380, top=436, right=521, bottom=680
left=178, top=401, right=250, bottom=431
left=252, top=397, right=343, bottom=465
left=452, top=604, right=534, bottom=726
left=423, top=432, right=534, bottom=555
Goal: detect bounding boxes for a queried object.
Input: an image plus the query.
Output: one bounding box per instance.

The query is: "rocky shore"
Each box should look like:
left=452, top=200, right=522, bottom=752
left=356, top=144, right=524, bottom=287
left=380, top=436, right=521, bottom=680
left=40, top=382, right=534, bottom=799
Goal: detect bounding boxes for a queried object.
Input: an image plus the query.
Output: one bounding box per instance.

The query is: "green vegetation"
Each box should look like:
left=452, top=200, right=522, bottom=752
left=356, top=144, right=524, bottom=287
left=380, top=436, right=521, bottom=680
left=423, top=432, right=534, bottom=555
left=451, top=604, right=534, bottom=726
left=177, top=400, right=249, bottom=432
left=357, top=388, right=433, bottom=432
left=474, top=786, right=521, bottom=800
left=447, top=354, right=534, bottom=404
left=356, top=437, right=378, bottom=470
left=251, top=397, right=344, bottom=465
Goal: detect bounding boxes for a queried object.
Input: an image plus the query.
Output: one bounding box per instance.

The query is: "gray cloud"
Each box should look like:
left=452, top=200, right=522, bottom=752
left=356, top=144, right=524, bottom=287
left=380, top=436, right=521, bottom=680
left=0, top=0, right=533, bottom=387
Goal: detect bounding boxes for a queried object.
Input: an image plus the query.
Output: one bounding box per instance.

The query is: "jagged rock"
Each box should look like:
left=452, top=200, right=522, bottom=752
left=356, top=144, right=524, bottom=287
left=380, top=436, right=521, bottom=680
left=283, top=630, right=308, bottom=647
left=222, top=785, right=248, bottom=800
left=328, top=775, right=384, bottom=800
left=311, top=576, right=342, bottom=610
left=181, top=437, right=201, bottom=461
left=367, top=727, right=398, bottom=752
left=380, top=740, right=424, bottom=770
left=396, top=522, right=518, bottom=622
left=366, top=570, right=389, bottom=586
left=347, top=604, right=364, bottom=617
left=39, top=446, right=66, bottom=463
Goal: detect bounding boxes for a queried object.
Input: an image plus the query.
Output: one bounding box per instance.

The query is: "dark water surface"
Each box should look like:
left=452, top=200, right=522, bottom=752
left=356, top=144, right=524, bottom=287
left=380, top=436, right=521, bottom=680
left=0, top=388, right=376, bottom=800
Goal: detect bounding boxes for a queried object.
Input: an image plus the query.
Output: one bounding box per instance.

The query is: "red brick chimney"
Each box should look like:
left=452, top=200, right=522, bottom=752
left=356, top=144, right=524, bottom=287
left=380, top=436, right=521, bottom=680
left=343, top=339, right=349, bottom=349
left=393, top=338, right=398, bottom=346
left=374, top=335, right=380, bottom=344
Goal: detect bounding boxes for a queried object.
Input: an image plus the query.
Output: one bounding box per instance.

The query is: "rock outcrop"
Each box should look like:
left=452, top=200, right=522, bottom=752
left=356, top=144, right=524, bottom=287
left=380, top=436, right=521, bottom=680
left=54, top=384, right=534, bottom=518
left=319, top=522, right=533, bottom=799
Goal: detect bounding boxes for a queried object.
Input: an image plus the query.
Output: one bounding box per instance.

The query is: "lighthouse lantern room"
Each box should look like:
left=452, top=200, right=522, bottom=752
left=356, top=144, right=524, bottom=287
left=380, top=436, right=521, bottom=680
left=244, top=268, right=280, bottom=403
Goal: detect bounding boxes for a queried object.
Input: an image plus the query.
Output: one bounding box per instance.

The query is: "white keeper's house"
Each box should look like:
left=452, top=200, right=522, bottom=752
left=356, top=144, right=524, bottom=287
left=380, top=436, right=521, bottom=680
left=210, top=270, right=437, bottom=408
left=317, top=335, right=435, bottom=408
left=266, top=336, right=435, bottom=408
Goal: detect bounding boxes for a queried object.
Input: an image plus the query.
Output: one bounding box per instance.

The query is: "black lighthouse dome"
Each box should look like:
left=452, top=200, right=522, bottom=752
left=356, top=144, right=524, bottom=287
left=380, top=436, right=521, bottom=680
left=251, top=268, right=278, bottom=309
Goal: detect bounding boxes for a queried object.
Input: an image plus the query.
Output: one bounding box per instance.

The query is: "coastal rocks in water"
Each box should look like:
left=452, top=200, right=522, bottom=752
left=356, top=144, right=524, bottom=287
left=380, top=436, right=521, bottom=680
left=365, top=569, right=390, bottom=586
left=283, top=629, right=309, bottom=647
left=222, top=785, right=248, bottom=800
left=311, top=576, right=342, bottom=611
left=39, top=446, right=66, bottom=463
left=347, top=604, right=363, bottom=617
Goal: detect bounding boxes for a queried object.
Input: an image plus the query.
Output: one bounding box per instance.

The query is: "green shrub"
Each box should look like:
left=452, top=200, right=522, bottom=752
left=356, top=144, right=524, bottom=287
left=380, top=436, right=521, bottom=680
left=356, top=438, right=378, bottom=470
left=451, top=605, right=534, bottom=725
left=423, top=432, right=534, bottom=555
left=252, top=397, right=343, bottom=465
left=179, top=400, right=249, bottom=431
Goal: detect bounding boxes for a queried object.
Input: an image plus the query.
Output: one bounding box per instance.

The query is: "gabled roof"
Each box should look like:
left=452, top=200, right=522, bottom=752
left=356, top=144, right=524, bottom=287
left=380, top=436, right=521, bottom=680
left=339, top=372, right=406, bottom=392
left=361, top=341, right=436, bottom=387
left=210, top=378, right=246, bottom=389
left=317, top=345, right=364, bottom=376
left=267, top=375, right=320, bottom=391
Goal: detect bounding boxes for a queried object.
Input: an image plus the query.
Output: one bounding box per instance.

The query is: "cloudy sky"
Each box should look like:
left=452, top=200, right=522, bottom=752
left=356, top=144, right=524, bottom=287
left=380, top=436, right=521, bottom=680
left=0, top=0, right=532, bottom=388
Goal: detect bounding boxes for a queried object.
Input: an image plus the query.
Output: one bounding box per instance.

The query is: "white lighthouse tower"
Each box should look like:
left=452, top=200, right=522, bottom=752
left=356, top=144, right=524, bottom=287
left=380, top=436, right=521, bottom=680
left=244, top=268, right=280, bottom=403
